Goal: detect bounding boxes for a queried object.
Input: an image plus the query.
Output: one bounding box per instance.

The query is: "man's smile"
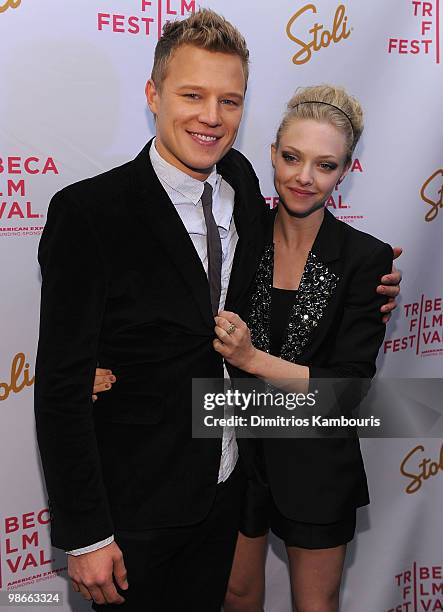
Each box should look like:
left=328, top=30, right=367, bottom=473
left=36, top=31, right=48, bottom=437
left=188, top=131, right=222, bottom=145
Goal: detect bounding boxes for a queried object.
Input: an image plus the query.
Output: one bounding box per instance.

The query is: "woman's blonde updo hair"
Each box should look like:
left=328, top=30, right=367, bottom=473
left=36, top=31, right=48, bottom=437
left=276, top=85, right=364, bottom=164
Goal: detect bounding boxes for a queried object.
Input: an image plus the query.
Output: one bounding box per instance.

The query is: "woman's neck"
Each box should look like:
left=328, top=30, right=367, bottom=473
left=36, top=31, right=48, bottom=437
left=274, top=205, right=324, bottom=251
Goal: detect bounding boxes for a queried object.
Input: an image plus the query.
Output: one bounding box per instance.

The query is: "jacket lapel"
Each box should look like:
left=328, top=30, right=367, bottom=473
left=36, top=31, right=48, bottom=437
left=249, top=208, right=344, bottom=360
left=131, top=141, right=214, bottom=329
left=219, top=157, right=267, bottom=315
left=280, top=252, right=340, bottom=361
left=310, top=207, right=343, bottom=264
left=280, top=209, right=343, bottom=359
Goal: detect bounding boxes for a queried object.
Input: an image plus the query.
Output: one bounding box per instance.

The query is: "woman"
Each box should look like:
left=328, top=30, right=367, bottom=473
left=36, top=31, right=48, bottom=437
left=93, top=85, right=396, bottom=611
left=214, top=85, right=393, bottom=612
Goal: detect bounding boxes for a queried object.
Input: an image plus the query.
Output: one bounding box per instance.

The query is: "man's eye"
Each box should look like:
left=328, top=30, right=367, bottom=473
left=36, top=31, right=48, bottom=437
left=221, top=99, right=238, bottom=106
left=183, top=93, right=199, bottom=99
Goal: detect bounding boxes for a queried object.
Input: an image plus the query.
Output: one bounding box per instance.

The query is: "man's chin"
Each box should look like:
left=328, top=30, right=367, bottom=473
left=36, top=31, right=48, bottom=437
left=185, top=140, right=232, bottom=167
left=181, top=160, right=215, bottom=178
left=183, top=151, right=226, bottom=175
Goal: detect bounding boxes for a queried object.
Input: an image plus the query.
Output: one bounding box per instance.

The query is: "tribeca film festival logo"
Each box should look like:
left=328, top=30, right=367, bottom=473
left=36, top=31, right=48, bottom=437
left=421, top=169, right=443, bottom=222
left=0, top=508, right=67, bottom=591
left=400, top=443, right=443, bottom=495
left=326, top=158, right=366, bottom=223
left=0, top=353, right=34, bottom=402
left=384, top=295, right=443, bottom=357
left=264, top=158, right=365, bottom=222
left=286, top=3, right=352, bottom=65
left=98, top=0, right=195, bottom=40
left=0, top=0, right=21, bottom=14
left=388, top=1, right=441, bottom=64
left=387, top=563, right=443, bottom=612
left=0, top=156, right=58, bottom=238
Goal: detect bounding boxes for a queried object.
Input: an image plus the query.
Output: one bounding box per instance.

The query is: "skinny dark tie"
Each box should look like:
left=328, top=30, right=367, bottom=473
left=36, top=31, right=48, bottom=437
left=201, top=182, right=222, bottom=316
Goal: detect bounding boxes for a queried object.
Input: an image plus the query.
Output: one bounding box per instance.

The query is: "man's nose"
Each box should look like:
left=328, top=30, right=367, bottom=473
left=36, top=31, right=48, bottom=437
left=199, top=99, right=222, bottom=127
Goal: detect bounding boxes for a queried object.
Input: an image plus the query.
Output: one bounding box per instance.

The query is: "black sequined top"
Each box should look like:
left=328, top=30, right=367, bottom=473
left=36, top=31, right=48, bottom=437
left=248, top=244, right=339, bottom=364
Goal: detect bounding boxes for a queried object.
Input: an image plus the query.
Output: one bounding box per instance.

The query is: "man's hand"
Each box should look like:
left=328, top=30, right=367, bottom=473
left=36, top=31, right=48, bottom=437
left=92, top=368, right=116, bottom=402
left=376, top=246, right=403, bottom=323
left=68, top=541, right=128, bottom=605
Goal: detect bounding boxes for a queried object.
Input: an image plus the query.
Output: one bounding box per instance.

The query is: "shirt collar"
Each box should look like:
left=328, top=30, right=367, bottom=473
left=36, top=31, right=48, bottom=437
left=149, top=138, right=220, bottom=206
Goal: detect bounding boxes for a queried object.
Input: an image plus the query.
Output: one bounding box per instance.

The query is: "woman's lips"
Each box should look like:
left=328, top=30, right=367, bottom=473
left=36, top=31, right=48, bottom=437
left=288, top=187, right=316, bottom=197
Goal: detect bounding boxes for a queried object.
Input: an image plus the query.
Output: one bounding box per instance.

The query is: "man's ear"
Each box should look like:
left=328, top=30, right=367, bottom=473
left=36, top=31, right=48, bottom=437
left=146, top=79, right=159, bottom=115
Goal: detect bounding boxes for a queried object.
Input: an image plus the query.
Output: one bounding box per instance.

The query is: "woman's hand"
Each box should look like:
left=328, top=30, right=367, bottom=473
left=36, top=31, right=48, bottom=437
left=213, top=311, right=257, bottom=371
left=377, top=246, right=403, bottom=323
left=92, top=368, right=116, bottom=402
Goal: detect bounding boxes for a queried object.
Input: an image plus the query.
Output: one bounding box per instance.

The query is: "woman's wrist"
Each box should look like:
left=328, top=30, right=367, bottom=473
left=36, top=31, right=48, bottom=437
left=245, top=347, right=267, bottom=377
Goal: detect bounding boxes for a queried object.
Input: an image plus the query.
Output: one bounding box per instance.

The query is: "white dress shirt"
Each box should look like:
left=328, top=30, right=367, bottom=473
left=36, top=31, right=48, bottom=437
left=68, top=140, right=238, bottom=555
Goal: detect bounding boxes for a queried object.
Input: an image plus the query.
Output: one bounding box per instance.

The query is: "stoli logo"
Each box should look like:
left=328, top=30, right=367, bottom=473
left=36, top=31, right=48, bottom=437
left=0, top=353, right=34, bottom=402
left=421, top=169, right=443, bottom=222
left=0, top=0, right=21, bottom=14
left=400, top=443, right=443, bottom=494
left=286, top=3, right=351, bottom=65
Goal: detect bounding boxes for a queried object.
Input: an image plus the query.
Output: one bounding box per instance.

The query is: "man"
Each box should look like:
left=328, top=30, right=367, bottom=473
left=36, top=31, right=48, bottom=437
left=35, top=9, right=401, bottom=611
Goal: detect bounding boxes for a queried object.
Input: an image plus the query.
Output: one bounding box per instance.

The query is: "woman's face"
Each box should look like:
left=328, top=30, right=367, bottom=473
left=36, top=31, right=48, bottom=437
left=271, top=118, right=350, bottom=218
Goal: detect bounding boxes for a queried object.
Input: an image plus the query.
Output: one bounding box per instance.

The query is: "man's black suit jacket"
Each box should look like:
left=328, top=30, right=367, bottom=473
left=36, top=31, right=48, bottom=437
left=34, top=141, right=266, bottom=551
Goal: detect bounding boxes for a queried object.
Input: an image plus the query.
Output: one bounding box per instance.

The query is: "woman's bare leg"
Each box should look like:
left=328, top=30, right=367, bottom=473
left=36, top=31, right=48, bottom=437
left=286, top=544, right=346, bottom=612
left=223, top=532, right=268, bottom=612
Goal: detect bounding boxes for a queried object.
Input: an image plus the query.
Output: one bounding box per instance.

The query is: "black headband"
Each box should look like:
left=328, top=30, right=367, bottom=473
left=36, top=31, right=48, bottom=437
left=292, top=101, right=354, bottom=134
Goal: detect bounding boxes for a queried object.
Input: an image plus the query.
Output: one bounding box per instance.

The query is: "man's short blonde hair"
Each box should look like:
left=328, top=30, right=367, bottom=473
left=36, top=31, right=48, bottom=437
left=151, top=8, right=250, bottom=88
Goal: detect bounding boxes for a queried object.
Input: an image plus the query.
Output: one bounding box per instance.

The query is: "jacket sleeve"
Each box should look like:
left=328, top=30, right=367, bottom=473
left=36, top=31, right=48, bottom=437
left=309, top=242, right=394, bottom=381
left=34, top=188, right=114, bottom=551
left=308, top=242, right=393, bottom=421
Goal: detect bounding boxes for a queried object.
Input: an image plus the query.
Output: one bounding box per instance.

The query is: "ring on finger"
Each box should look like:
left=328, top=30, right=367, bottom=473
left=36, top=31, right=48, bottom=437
left=226, top=323, right=236, bottom=335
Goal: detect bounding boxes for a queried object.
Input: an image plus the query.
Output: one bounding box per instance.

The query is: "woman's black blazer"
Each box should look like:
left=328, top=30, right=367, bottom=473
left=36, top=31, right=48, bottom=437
left=246, top=208, right=393, bottom=524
